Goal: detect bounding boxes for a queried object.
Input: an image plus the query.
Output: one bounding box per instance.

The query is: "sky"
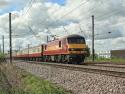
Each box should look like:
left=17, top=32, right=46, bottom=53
left=0, top=0, right=125, bottom=53
left=47, top=0, right=65, bottom=5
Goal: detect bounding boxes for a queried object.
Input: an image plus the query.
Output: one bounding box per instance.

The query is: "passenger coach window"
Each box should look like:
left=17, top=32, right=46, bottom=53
left=38, top=48, right=40, bottom=52
left=45, top=45, right=47, bottom=50
left=59, top=41, right=61, bottom=47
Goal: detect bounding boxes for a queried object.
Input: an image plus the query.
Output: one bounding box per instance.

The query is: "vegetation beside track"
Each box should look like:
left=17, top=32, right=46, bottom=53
left=0, top=63, right=71, bottom=94
left=86, top=55, right=125, bottom=63
left=95, top=58, right=125, bottom=63
left=0, top=53, right=6, bottom=63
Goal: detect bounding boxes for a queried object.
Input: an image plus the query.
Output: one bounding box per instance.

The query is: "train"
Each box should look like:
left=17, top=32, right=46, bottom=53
left=13, top=34, right=90, bottom=64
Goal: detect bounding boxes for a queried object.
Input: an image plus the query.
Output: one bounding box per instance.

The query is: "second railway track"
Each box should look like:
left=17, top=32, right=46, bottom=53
left=15, top=61, right=125, bottom=78
left=85, top=63, right=125, bottom=69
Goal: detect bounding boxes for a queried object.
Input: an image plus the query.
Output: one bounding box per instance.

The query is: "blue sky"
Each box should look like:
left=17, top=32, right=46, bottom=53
left=48, top=0, right=65, bottom=5
left=0, top=5, right=20, bottom=15
left=0, top=0, right=66, bottom=15
left=0, top=1, right=26, bottom=15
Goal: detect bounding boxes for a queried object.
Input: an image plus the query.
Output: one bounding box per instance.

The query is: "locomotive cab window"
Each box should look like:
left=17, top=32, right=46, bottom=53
left=59, top=41, right=61, bottom=47
left=68, top=37, right=85, bottom=44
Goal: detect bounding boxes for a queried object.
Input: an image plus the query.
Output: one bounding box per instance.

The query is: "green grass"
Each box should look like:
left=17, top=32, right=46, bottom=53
left=22, top=71, right=71, bottom=94
left=104, top=58, right=125, bottom=63
left=86, top=57, right=125, bottom=63
left=0, top=53, right=6, bottom=63
left=0, top=64, right=71, bottom=94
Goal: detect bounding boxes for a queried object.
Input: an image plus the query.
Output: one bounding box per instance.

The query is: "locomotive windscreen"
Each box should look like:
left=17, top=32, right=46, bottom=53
left=67, top=36, right=85, bottom=44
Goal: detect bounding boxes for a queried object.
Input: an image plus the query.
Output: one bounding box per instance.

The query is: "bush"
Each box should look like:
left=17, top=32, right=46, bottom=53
left=0, top=53, right=6, bottom=63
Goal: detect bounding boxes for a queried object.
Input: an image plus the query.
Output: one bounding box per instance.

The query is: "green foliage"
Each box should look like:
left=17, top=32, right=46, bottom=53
left=86, top=54, right=98, bottom=61
left=86, top=54, right=125, bottom=63
left=0, top=53, right=6, bottom=63
left=22, top=72, right=70, bottom=94
left=110, top=57, right=125, bottom=63
left=0, top=53, right=5, bottom=58
left=0, top=64, right=71, bottom=94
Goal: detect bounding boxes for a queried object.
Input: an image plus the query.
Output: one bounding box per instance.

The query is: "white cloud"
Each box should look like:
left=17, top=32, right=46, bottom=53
left=0, top=0, right=125, bottom=52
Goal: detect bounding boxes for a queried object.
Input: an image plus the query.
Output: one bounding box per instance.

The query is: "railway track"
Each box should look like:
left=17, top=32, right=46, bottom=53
left=85, top=63, right=125, bottom=69
left=15, top=61, right=125, bottom=78
left=83, top=61, right=125, bottom=65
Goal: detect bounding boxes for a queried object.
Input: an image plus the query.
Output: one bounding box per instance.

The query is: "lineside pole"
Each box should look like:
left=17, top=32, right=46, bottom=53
left=2, top=35, right=4, bottom=54
left=0, top=44, right=1, bottom=53
left=9, top=13, right=12, bottom=63
left=92, top=15, right=95, bottom=62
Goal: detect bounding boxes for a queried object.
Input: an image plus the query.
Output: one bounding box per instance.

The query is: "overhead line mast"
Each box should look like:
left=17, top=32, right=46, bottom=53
left=92, top=15, right=95, bottom=62
left=9, top=13, right=12, bottom=63
left=2, top=35, right=4, bottom=54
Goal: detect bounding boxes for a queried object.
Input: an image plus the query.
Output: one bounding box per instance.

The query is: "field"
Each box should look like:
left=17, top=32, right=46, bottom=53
left=0, top=63, right=71, bottom=94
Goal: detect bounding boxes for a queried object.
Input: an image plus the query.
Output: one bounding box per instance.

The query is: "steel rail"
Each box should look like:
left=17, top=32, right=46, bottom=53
left=83, top=64, right=125, bottom=69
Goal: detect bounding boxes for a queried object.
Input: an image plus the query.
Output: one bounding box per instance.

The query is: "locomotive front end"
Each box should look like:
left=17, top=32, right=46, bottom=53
left=67, top=35, right=90, bottom=64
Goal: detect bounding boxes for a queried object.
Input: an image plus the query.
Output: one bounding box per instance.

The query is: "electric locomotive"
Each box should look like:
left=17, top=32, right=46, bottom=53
left=43, top=34, right=90, bottom=64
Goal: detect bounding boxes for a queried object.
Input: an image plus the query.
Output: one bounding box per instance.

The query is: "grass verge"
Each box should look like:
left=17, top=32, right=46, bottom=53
left=22, top=70, right=71, bottom=94
left=0, top=63, right=71, bottom=94
left=86, top=57, right=125, bottom=63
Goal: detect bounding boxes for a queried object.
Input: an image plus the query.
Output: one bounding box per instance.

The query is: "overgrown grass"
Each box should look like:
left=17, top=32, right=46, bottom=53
left=0, top=53, right=6, bottom=63
left=110, top=58, right=125, bottom=63
left=22, top=70, right=71, bottom=94
left=86, top=56, right=125, bottom=63
left=0, top=64, right=30, bottom=94
left=0, top=53, right=5, bottom=58
left=0, top=64, right=71, bottom=94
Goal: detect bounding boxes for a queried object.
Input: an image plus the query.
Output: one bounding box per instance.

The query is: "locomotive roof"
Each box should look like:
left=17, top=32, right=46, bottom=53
left=66, top=34, right=85, bottom=38
left=47, top=34, right=85, bottom=45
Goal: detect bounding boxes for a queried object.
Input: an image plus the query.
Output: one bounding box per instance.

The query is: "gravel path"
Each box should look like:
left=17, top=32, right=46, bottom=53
left=16, top=62, right=125, bottom=94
